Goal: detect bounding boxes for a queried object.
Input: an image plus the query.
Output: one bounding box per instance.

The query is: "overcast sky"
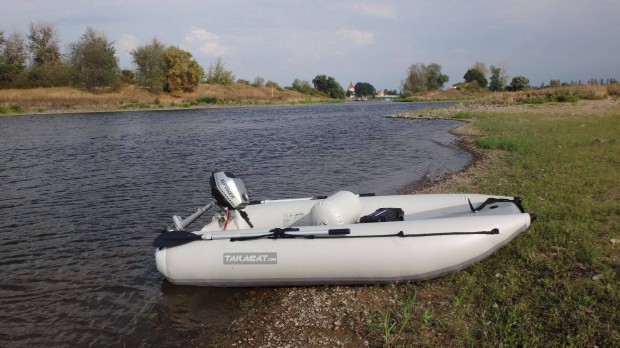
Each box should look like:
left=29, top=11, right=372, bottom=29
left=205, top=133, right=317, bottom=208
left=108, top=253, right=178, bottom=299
left=3, top=0, right=619, bottom=90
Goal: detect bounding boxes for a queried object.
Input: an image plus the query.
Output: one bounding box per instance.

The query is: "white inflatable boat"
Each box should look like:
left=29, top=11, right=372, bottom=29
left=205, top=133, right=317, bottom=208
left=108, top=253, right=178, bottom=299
left=154, top=172, right=536, bottom=286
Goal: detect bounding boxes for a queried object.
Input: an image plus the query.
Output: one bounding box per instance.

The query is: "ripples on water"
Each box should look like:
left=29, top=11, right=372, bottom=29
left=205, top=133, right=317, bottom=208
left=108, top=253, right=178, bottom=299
left=0, top=101, right=469, bottom=346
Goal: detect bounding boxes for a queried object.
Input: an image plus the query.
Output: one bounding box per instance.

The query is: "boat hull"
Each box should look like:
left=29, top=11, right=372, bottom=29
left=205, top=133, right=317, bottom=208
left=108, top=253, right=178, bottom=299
left=155, top=194, right=534, bottom=286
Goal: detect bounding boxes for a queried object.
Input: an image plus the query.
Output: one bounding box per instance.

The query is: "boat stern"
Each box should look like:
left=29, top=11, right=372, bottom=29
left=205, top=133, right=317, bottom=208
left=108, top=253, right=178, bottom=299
left=155, top=247, right=168, bottom=278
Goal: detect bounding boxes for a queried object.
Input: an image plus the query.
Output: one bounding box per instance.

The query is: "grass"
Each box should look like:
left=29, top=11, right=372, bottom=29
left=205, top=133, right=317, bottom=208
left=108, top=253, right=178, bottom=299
left=0, top=83, right=331, bottom=114
left=0, top=104, right=24, bottom=114
left=370, top=100, right=620, bottom=346
left=477, top=85, right=612, bottom=105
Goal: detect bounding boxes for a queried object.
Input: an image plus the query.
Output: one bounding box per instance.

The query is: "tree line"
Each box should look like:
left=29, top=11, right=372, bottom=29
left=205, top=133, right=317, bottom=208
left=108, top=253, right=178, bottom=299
left=0, top=23, right=207, bottom=95
left=5, top=22, right=616, bottom=99
left=402, top=61, right=618, bottom=95
left=0, top=22, right=352, bottom=99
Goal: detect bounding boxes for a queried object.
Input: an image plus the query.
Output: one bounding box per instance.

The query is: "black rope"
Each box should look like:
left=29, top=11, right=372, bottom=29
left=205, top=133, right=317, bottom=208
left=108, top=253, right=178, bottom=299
left=320, top=228, right=499, bottom=239
left=230, top=228, right=499, bottom=242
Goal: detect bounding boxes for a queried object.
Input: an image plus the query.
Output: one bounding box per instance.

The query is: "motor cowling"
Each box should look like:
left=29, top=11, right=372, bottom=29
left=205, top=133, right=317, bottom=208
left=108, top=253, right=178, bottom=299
left=210, top=171, right=250, bottom=210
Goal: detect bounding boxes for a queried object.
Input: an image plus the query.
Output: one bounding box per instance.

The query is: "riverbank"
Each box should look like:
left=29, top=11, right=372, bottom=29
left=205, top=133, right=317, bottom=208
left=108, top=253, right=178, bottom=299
left=199, top=98, right=619, bottom=346
left=0, top=84, right=333, bottom=115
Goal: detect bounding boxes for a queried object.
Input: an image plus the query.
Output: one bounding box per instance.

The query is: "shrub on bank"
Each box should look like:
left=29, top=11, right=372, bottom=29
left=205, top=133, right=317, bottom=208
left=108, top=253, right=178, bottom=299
left=478, top=85, right=610, bottom=105
left=0, top=105, right=24, bottom=114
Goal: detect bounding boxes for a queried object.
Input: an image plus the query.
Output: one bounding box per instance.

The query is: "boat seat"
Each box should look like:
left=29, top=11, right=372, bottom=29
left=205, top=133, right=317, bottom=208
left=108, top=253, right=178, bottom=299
left=309, top=191, right=362, bottom=225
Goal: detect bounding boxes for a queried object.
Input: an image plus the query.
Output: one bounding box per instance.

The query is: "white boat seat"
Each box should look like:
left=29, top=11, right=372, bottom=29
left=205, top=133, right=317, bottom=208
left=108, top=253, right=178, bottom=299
left=309, top=191, right=362, bottom=225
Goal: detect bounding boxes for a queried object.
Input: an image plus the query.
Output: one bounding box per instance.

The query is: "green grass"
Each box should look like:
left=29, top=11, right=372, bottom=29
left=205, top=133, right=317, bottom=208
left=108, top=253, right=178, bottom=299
left=370, top=102, right=620, bottom=346
left=0, top=104, right=24, bottom=115
left=452, top=111, right=475, bottom=119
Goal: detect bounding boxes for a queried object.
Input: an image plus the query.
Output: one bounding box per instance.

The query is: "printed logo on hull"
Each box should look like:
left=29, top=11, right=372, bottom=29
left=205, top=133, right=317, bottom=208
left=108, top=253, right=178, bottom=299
left=223, top=252, right=277, bottom=264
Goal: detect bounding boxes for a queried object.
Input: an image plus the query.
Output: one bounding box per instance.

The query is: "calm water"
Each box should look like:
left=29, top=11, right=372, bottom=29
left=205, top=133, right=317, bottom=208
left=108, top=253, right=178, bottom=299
left=0, top=101, right=469, bottom=347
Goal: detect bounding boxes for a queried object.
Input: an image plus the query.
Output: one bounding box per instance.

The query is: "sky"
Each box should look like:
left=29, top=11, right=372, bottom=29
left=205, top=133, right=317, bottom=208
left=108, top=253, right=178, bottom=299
left=2, top=0, right=619, bottom=91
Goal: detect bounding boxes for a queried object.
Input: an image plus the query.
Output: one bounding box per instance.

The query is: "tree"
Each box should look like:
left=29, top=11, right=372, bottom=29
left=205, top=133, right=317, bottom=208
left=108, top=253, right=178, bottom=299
left=426, top=63, right=449, bottom=90
left=509, top=76, right=530, bottom=91
left=291, top=78, right=313, bottom=94
left=252, top=76, right=265, bottom=87
left=25, top=22, right=69, bottom=87
left=162, top=46, right=204, bottom=95
left=28, top=22, right=61, bottom=66
left=0, top=31, right=27, bottom=86
left=402, top=63, right=449, bottom=94
left=354, top=82, right=376, bottom=98
left=402, top=63, right=427, bottom=93
left=68, top=27, right=119, bottom=90
left=312, top=74, right=345, bottom=99
left=131, top=38, right=166, bottom=92
left=205, top=57, right=234, bottom=85
left=265, top=80, right=279, bottom=89
left=384, top=89, right=398, bottom=95
left=471, top=61, right=488, bottom=76
left=463, top=68, right=488, bottom=88
left=489, top=65, right=508, bottom=91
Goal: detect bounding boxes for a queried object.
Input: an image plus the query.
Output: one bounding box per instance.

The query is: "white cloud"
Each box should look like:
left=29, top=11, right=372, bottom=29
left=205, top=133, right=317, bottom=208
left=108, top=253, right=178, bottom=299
left=347, top=3, right=396, bottom=19
left=336, top=29, right=375, bottom=47
left=184, top=27, right=220, bottom=43
left=182, top=27, right=230, bottom=57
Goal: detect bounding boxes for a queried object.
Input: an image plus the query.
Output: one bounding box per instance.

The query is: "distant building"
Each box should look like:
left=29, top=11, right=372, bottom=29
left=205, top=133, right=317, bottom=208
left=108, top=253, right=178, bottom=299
left=347, top=82, right=355, bottom=99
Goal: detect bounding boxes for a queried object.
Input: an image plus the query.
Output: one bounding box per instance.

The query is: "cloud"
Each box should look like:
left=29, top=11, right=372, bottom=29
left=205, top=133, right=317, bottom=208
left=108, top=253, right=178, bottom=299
left=336, top=29, right=375, bottom=47
left=182, top=27, right=230, bottom=57
left=346, top=3, right=396, bottom=19
left=184, top=27, right=219, bottom=43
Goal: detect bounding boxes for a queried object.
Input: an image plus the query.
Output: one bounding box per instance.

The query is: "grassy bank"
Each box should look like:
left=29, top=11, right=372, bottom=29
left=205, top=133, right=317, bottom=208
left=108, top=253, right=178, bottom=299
left=196, top=99, right=618, bottom=347
left=0, top=83, right=332, bottom=115
left=378, top=99, right=619, bottom=346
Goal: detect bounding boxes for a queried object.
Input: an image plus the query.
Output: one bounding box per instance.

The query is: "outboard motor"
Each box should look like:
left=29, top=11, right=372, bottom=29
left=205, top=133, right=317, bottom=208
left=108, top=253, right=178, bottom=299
left=210, top=171, right=250, bottom=210
left=169, top=171, right=253, bottom=230
left=210, top=171, right=253, bottom=228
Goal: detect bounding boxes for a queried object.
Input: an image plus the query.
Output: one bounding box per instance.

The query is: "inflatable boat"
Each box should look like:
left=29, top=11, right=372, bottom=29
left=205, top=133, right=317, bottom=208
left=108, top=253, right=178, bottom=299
left=154, top=172, right=536, bottom=286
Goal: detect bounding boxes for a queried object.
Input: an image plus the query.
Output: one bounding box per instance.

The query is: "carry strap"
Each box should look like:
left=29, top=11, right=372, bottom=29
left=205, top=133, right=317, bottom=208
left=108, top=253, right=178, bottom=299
left=468, top=197, right=524, bottom=213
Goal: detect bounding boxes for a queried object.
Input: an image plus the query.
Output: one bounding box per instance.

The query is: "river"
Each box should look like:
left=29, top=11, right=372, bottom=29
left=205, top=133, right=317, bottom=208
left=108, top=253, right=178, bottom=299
left=0, top=101, right=469, bottom=346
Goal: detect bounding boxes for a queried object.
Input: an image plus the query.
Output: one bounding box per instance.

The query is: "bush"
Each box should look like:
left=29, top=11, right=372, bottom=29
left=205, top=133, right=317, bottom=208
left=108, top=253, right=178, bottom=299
left=0, top=105, right=24, bottom=114
left=195, top=95, right=218, bottom=104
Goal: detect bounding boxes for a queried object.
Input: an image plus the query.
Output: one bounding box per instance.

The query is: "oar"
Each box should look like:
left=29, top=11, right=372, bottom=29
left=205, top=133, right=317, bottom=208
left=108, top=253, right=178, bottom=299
left=153, top=231, right=203, bottom=248
left=153, top=228, right=351, bottom=248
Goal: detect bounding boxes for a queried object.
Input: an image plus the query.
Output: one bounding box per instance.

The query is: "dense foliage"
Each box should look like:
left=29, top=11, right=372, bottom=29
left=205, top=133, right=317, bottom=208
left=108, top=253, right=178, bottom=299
left=508, top=76, right=530, bottom=91
left=130, top=38, right=166, bottom=92
left=291, top=78, right=314, bottom=94
left=402, top=63, right=449, bottom=94
left=162, top=46, right=204, bottom=96
left=463, top=68, right=488, bottom=88
left=354, top=82, right=376, bottom=98
left=0, top=31, right=27, bottom=87
left=489, top=65, right=508, bottom=91
left=205, top=57, right=234, bottom=85
left=67, top=27, right=119, bottom=90
left=312, top=74, right=345, bottom=99
left=0, top=23, right=207, bottom=94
